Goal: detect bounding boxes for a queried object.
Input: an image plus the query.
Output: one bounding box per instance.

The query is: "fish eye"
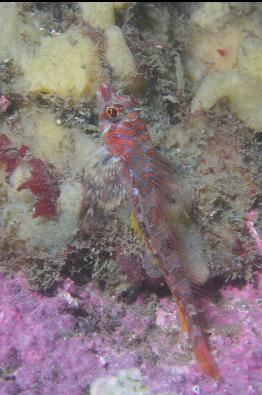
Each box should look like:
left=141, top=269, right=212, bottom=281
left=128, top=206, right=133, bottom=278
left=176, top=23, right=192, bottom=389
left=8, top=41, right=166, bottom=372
left=105, top=104, right=124, bottom=120
left=106, top=106, right=118, bottom=119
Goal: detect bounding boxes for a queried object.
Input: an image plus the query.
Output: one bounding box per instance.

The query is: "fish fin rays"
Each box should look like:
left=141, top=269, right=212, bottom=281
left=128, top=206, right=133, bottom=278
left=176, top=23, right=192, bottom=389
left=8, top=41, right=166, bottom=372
left=83, top=150, right=127, bottom=212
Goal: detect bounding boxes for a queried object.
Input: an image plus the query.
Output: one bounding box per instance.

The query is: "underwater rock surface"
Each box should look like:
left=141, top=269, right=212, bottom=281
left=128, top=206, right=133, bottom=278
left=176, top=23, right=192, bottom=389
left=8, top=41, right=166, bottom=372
left=0, top=1, right=261, bottom=289
left=1, top=271, right=262, bottom=395
left=0, top=2, right=262, bottom=394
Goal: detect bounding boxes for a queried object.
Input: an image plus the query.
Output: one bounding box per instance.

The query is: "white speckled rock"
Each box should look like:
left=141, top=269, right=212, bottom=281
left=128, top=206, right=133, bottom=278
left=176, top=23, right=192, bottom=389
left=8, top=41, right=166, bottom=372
left=90, top=368, right=151, bottom=395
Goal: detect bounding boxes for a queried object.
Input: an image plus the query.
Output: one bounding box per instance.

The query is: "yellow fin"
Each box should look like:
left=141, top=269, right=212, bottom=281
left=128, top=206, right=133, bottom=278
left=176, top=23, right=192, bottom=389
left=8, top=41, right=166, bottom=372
left=176, top=301, right=188, bottom=332
left=130, top=212, right=145, bottom=241
left=130, top=213, right=159, bottom=266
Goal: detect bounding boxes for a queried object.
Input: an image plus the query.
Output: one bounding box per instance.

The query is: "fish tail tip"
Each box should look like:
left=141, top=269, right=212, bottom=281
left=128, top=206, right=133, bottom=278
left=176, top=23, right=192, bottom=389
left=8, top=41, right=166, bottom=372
left=193, top=340, right=220, bottom=380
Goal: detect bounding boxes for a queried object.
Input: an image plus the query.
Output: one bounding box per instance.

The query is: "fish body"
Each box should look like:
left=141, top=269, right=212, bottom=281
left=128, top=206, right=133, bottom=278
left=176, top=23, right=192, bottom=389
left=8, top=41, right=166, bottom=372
left=96, top=84, right=219, bottom=379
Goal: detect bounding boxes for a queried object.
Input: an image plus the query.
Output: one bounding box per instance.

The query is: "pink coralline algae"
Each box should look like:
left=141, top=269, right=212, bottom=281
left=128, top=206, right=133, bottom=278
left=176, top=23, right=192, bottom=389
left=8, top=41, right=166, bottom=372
left=0, top=134, right=61, bottom=218
left=1, top=271, right=262, bottom=395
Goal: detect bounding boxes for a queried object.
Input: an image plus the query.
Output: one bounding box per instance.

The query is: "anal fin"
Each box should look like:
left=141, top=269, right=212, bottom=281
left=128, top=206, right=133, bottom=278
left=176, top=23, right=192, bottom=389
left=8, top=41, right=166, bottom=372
left=176, top=300, right=188, bottom=333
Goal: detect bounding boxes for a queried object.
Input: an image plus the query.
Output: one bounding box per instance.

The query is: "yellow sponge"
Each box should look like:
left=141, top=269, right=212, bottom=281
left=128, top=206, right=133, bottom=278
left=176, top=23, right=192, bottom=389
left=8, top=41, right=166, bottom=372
left=20, top=30, right=103, bottom=99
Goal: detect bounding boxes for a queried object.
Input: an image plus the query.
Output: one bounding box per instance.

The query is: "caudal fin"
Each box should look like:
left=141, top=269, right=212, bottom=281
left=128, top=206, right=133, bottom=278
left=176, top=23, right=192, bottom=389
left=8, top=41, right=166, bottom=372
left=177, top=299, right=220, bottom=380
left=192, top=334, right=220, bottom=380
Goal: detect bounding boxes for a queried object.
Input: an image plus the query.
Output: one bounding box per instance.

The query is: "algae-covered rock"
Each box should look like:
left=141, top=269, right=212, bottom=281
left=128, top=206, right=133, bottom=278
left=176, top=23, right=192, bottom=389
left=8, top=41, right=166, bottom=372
left=0, top=3, right=20, bottom=59
left=79, top=2, right=135, bottom=29
left=72, top=132, right=101, bottom=177
left=113, top=2, right=135, bottom=11
left=19, top=30, right=103, bottom=99
left=0, top=3, right=41, bottom=63
left=2, top=2, right=139, bottom=97
left=0, top=133, right=84, bottom=254
left=187, top=25, right=245, bottom=82
left=190, top=2, right=230, bottom=31
left=3, top=176, right=83, bottom=254
left=105, top=25, right=137, bottom=84
left=191, top=70, right=262, bottom=131
left=19, top=110, right=73, bottom=168
left=238, top=36, right=262, bottom=83
left=187, top=2, right=262, bottom=83
left=192, top=36, right=262, bottom=131
left=79, top=2, right=115, bottom=29
left=191, top=70, right=241, bottom=112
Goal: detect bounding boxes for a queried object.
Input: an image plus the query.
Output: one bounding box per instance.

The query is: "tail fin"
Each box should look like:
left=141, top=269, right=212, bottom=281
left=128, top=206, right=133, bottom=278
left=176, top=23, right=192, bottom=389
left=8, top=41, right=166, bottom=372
left=192, top=328, right=220, bottom=380
left=178, top=300, right=220, bottom=380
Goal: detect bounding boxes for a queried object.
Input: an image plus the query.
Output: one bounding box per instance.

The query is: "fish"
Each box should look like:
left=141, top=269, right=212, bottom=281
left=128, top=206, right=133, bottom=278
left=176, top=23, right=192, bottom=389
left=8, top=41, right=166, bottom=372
left=93, top=83, right=219, bottom=379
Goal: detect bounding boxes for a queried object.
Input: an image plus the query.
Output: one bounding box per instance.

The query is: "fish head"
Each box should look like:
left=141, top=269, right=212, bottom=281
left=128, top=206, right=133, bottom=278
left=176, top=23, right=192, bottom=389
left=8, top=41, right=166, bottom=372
left=96, top=84, right=140, bottom=136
